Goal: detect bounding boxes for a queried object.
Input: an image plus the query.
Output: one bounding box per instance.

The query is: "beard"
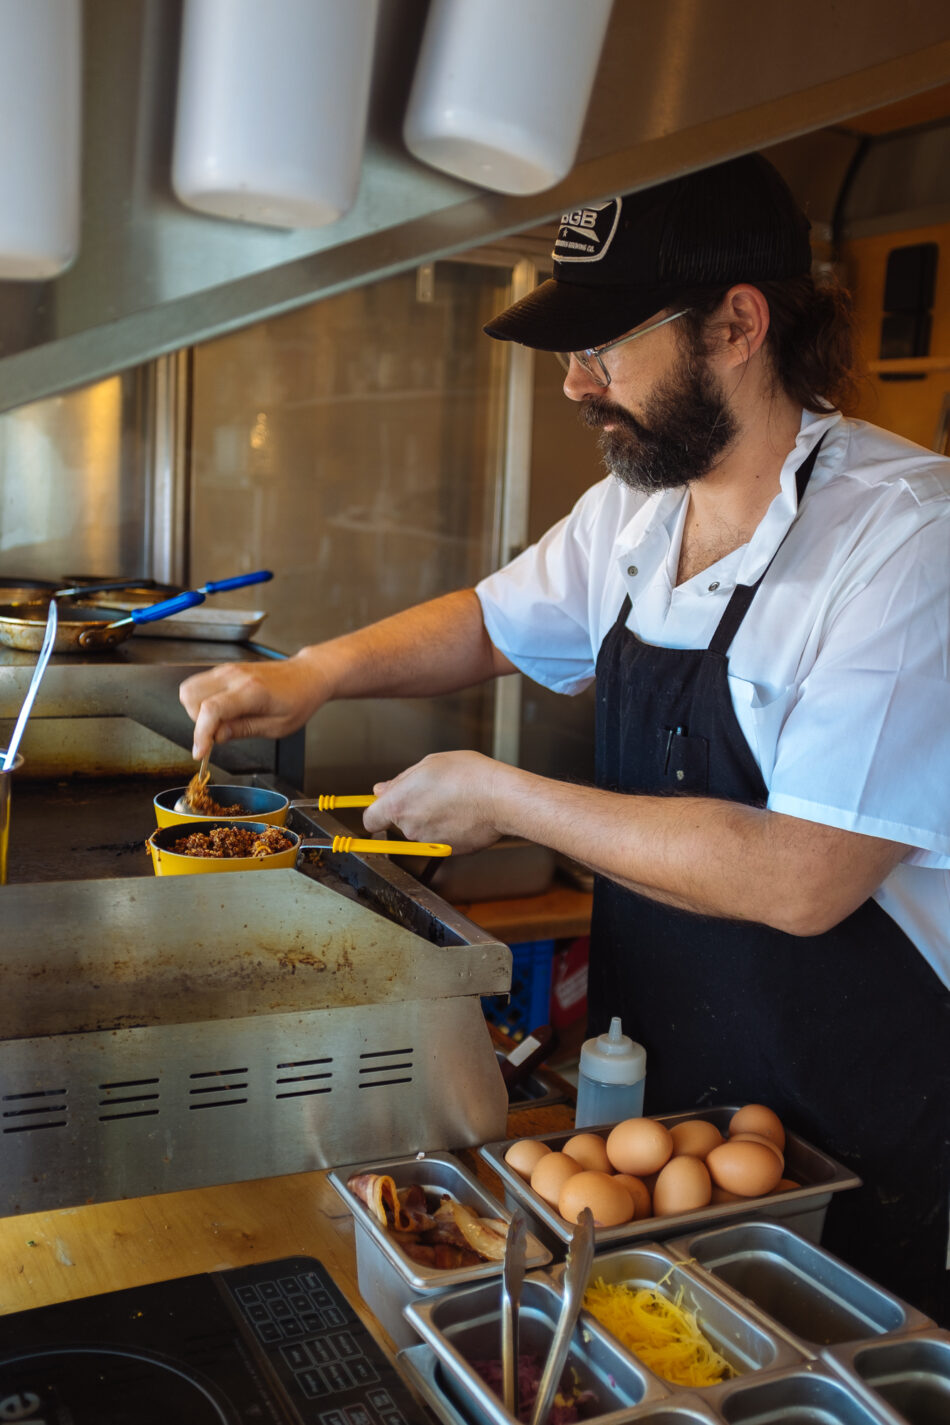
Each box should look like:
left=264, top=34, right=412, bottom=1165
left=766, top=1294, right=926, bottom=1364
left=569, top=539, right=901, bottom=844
left=582, top=350, right=738, bottom=493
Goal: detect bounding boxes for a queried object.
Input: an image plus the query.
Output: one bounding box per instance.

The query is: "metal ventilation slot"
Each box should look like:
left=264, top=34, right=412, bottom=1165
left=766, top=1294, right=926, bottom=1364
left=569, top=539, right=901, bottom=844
left=189, top=1066, right=249, bottom=1110
left=99, top=1076, right=160, bottom=1123
left=275, top=1055, right=333, bottom=1100
left=2, top=1086, right=68, bottom=1133
left=358, top=1046, right=414, bottom=1090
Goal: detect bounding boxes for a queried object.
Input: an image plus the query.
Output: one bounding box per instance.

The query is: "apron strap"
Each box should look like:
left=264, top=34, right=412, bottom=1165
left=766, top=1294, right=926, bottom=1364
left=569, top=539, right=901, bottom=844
left=709, top=433, right=826, bottom=657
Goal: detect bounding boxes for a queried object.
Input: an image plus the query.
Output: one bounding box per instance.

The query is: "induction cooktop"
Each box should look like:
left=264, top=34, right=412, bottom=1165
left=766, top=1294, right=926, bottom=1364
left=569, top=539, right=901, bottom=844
left=0, top=1255, right=431, bottom=1425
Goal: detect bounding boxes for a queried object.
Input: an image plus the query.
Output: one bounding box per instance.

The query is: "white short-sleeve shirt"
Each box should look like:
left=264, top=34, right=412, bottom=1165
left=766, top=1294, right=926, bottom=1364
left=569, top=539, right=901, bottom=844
left=476, top=410, right=950, bottom=989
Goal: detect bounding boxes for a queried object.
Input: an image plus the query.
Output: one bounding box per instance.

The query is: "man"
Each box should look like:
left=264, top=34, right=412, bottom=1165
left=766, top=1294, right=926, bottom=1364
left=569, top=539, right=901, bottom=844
left=180, top=154, right=949, bottom=1322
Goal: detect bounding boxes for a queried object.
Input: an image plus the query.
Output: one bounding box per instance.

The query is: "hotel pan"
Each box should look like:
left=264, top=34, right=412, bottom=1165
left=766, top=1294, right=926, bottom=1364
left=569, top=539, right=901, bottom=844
left=551, top=1243, right=803, bottom=1404
left=404, top=1271, right=669, bottom=1425
left=709, top=1364, right=899, bottom=1424
left=479, top=1107, right=861, bottom=1255
left=666, top=1221, right=934, bottom=1358
left=823, top=1328, right=950, bottom=1425
left=328, top=1152, right=552, bottom=1350
left=397, top=1343, right=730, bottom=1425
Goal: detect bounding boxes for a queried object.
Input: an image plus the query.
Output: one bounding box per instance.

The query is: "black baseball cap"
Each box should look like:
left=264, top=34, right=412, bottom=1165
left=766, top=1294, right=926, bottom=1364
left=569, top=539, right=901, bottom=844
left=483, top=153, right=812, bottom=352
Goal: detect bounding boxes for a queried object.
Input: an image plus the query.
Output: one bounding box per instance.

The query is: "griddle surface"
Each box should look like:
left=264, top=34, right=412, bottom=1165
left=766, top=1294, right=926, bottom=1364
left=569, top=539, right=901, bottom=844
left=5, top=777, right=170, bottom=883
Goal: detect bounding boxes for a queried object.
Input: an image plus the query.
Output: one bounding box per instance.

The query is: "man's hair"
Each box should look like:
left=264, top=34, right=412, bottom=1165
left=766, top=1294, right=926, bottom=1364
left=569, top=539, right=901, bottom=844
left=675, top=273, right=859, bottom=415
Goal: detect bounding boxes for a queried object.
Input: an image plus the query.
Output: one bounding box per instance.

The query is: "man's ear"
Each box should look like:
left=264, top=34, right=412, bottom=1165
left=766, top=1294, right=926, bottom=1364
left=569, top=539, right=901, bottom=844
left=719, top=284, right=771, bottom=367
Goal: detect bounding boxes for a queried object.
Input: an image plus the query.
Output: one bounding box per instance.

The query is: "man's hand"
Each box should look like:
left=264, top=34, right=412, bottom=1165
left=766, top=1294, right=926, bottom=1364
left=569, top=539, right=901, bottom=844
left=179, top=650, right=328, bottom=759
left=365, top=751, right=508, bottom=855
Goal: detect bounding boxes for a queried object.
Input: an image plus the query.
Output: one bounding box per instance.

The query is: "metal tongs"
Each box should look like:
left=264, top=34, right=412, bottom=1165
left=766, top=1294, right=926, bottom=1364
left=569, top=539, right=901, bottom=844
left=529, top=1208, right=595, bottom=1425
left=501, top=1209, right=527, bottom=1417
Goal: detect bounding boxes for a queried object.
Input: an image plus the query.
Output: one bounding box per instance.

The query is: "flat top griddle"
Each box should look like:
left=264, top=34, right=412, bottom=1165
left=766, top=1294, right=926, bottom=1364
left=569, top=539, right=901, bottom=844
left=5, top=776, right=158, bottom=882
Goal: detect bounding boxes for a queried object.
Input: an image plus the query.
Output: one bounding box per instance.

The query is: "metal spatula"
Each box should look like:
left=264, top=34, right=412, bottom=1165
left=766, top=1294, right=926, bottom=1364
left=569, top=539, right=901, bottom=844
left=529, top=1207, right=594, bottom=1425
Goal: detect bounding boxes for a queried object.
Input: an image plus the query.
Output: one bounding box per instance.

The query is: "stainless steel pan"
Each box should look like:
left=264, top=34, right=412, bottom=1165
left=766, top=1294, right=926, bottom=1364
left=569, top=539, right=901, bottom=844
left=0, top=591, right=207, bottom=652
left=0, top=570, right=273, bottom=653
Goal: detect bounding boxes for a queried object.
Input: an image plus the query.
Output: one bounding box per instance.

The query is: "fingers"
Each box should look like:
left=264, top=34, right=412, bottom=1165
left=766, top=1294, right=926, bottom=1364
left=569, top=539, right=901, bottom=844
left=179, top=661, right=311, bottom=758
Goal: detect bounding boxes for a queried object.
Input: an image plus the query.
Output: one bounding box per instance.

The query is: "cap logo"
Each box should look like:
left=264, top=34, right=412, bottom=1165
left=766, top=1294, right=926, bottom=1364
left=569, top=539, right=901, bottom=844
left=553, top=198, right=621, bottom=264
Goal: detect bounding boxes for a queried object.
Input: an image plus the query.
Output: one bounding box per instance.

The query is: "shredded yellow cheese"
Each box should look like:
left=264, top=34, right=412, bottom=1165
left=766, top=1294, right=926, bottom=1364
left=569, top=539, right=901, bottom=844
left=582, top=1278, right=735, bottom=1387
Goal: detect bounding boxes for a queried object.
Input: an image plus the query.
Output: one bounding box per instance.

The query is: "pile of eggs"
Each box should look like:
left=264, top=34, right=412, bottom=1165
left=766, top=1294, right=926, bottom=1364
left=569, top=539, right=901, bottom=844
left=503, top=1104, right=799, bottom=1228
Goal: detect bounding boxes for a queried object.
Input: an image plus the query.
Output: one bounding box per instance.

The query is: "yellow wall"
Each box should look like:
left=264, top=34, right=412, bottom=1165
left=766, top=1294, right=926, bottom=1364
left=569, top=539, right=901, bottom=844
left=840, top=221, right=950, bottom=450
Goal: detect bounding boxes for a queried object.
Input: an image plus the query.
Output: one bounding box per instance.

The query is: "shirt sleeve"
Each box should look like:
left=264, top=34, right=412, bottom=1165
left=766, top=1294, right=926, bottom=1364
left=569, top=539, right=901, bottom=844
left=767, top=510, right=950, bottom=865
left=476, top=480, right=614, bottom=695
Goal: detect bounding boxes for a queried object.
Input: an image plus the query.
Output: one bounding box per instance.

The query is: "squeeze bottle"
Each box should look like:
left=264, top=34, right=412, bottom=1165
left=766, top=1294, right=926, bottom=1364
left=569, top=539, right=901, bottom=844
left=574, top=1017, right=646, bottom=1128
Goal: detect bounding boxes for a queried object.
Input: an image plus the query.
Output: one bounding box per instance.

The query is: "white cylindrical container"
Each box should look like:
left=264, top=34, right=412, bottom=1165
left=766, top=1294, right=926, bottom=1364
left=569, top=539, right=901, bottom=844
left=574, top=1016, right=646, bottom=1129
left=172, top=0, right=379, bottom=229
left=0, top=0, right=82, bottom=279
left=403, top=0, right=614, bottom=195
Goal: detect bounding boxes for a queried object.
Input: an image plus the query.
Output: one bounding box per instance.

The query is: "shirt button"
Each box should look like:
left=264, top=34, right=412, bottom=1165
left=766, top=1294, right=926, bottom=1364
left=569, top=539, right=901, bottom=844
left=627, top=565, right=638, bottom=577
left=707, top=580, right=720, bottom=592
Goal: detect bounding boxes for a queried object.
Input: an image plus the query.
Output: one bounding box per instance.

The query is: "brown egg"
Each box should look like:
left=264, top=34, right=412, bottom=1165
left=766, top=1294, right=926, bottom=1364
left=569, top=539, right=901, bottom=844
left=729, top=1103, right=786, bottom=1150
left=559, top=1170, right=634, bottom=1227
left=706, top=1140, right=784, bottom=1197
left=652, top=1156, right=712, bottom=1216
left=606, top=1118, right=674, bottom=1177
left=504, top=1138, right=552, bottom=1180
left=530, top=1150, right=583, bottom=1207
left=730, top=1132, right=785, bottom=1168
left=773, top=1178, right=801, bottom=1193
left=562, top=1132, right=611, bottom=1174
left=711, top=1185, right=745, bottom=1203
left=669, top=1119, right=724, bottom=1160
left=612, top=1173, right=652, bottom=1219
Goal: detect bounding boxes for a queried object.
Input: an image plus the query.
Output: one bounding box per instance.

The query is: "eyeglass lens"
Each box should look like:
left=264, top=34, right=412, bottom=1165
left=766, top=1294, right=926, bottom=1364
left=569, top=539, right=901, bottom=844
left=554, top=350, right=606, bottom=383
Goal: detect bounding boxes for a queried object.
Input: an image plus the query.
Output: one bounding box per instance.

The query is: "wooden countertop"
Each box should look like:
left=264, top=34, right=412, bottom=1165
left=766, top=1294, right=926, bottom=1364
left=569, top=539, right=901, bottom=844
left=452, top=884, right=592, bottom=944
left=0, top=1100, right=575, bottom=1360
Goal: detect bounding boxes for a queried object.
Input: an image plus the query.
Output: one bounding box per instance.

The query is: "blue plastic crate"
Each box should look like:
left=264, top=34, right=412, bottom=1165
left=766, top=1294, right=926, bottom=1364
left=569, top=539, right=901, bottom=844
left=482, top=939, right=555, bottom=1038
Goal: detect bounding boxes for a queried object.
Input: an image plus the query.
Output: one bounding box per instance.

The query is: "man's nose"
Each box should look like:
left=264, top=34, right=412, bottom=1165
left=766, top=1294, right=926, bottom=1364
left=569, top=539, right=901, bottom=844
left=561, top=355, right=603, bottom=402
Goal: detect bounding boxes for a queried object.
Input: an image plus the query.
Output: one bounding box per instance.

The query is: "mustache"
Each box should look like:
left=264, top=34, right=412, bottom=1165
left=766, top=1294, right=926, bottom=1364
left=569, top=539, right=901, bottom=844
left=581, top=396, right=644, bottom=434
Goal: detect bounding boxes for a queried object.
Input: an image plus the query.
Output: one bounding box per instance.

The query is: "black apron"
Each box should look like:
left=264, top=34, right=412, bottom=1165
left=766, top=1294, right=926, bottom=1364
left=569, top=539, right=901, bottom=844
left=589, top=439, right=950, bottom=1324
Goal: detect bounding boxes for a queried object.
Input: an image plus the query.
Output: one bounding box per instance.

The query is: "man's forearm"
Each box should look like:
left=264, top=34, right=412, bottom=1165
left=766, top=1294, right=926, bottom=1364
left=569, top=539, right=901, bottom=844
left=485, top=765, right=907, bottom=935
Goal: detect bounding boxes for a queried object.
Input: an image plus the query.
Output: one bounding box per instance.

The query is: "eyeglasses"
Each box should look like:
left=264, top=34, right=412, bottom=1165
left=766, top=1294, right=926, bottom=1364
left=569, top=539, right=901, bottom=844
left=555, top=309, right=690, bottom=386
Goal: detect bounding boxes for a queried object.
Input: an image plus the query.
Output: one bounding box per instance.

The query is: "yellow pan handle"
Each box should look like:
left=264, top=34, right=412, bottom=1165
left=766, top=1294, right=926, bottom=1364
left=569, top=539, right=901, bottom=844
left=329, top=836, right=451, bottom=857
left=315, top=794, right=376, bottom=809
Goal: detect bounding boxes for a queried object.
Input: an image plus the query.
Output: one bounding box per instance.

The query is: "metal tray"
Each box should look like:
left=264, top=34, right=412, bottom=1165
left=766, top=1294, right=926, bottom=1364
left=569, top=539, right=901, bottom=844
left=328, top=1152, right=551, bottom=1349
left=710, top=1364, right=899, bottom=1424
left=667, top=1221, right=934, bottom=1357
left=130, top=605, right=267, bottom=641
left=397, top=1342, right=726, bottom=1425
left=824, top=1328, right=950, bottom=1424
left=479, top=1107, right=861, bottom=1254
left=404, top=1271, right=669, bottom=1425
left=550, top=1243, right=803, bottom=1402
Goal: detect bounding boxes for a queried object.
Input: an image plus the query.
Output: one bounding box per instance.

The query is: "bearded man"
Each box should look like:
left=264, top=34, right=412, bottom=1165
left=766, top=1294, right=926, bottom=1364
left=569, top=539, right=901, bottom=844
left=180, top=155, right=950, bottom=1323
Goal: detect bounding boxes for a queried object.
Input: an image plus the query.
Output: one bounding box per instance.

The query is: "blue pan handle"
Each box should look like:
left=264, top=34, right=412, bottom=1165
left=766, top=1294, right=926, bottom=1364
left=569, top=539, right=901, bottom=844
left=200, top=569, right=273, bottom=594
left=128, top=590, right=206, bottom=625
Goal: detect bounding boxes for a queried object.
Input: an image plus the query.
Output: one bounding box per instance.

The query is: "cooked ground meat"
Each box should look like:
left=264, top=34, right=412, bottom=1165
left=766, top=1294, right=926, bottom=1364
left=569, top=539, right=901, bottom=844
left=168, top=825, right=294, bottom=859
left=184, top=781, right=245, bottom=816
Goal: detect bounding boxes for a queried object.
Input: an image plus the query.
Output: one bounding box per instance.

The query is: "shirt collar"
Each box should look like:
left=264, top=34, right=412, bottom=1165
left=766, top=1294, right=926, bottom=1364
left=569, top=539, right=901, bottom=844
left=728, top=408, right=842, bottom=585
left=612, top=407, right=843, bottom=593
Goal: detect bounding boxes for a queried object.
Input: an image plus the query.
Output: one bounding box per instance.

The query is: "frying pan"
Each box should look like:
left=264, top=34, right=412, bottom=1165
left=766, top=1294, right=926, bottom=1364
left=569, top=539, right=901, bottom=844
left=0, top=570, right=273, bottom=653
left=146, top=820, right=451, bottom=875
left=152, top=786, right=377, bottom=829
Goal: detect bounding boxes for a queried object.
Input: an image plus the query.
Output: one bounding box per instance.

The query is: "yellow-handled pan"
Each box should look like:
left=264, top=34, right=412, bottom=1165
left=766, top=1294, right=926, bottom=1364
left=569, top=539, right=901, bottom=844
left=153, top=788, right=377, bottom=828
left=146, top=820, right=449, bottom=875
